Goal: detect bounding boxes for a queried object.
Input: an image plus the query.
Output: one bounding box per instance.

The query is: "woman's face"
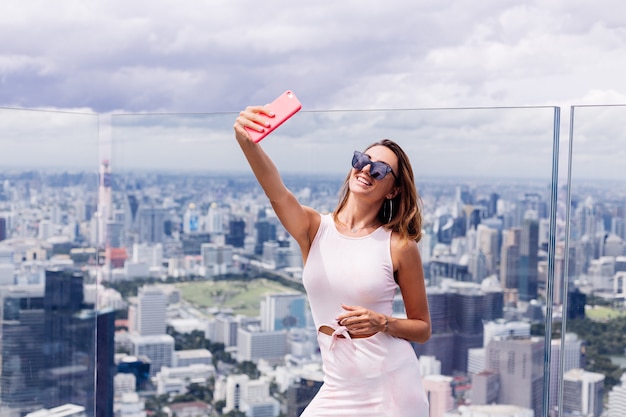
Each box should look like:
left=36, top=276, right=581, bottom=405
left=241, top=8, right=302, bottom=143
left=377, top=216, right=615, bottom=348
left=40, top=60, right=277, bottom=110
left=349, top=145, right=399, bottom=202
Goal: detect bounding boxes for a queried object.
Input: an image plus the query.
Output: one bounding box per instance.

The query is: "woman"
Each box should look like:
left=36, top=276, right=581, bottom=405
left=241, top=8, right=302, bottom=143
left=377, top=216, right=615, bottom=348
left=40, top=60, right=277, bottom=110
left=234, top=105, right=431, bottom=416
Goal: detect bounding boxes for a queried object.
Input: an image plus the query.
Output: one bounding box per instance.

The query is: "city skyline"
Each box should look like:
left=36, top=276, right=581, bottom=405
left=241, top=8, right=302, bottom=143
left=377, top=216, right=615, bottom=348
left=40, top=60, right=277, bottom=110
left=0, top=159, right=624, bottom=415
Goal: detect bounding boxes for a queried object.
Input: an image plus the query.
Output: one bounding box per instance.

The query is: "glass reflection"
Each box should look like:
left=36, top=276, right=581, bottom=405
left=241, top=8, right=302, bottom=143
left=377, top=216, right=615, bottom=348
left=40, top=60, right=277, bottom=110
left=0, top=109, right=101, bottom=417
left=561, top=105, right=626, bottom=417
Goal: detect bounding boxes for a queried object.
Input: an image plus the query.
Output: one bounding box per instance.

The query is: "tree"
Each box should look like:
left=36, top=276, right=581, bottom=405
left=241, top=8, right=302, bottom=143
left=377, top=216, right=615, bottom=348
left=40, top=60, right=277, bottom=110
left=234, top=361, right=260, bottom=379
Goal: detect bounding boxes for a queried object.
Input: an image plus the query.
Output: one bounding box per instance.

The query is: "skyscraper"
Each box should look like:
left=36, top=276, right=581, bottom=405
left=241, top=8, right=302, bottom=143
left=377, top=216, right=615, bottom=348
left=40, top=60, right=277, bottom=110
left=548, top=334, right=583, bottom=413
left=0, top=216, right=7, bottom=241
left=500, top=227, right=521, bottom=292
left=477, top=224, right=499, bottom=275
left=519, top=219, right=539, bottom=302
left=96, top=160, right=113, bottom=248
left=562, top=368, right=604, bottom=417
left=135, top=286, right=167, bottom=336
left=183, top=203, right=201, bottom=235
left=41, top=269, right=95, bottom=414
left=136, top=205, right=167, bottom=244
left=201, top=243, right=235, bottom=277
left=0, top=286, right=45, bottom=417
left=414, top=283, right=503, bottom=375
left=255, top=219, right=277, bottom=256
left=206, top=202, right=223, bottom=234
left=485, top=336, right=544, bottom=417
left=286, top=378, right=323, bottom=417
left=226, top=218, right=246, bottom=248
left=96, top=309, right=115, bottom=417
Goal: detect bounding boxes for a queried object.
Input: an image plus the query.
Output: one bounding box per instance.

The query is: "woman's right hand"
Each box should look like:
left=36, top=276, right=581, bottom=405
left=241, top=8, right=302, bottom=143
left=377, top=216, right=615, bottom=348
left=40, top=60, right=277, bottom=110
left=233, top=105, right=274, bottom=144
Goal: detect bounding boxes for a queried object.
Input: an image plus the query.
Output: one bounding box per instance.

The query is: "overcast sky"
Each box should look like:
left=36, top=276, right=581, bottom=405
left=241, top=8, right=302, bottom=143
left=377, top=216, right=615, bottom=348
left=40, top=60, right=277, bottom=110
left=1, top=0, right=625, bottom=180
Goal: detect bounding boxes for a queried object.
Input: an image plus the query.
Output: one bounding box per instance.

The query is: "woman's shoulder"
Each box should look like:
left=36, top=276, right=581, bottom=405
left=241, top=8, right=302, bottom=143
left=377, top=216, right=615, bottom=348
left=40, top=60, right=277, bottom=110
left=390, top=231, right=423, bottom=273
left=390, top=231, right=420, bottom=256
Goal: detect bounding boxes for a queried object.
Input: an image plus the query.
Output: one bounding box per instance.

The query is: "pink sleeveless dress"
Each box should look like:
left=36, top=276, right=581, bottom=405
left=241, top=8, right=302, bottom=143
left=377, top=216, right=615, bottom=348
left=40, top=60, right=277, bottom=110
left=301, top=214, right=429, bottom=416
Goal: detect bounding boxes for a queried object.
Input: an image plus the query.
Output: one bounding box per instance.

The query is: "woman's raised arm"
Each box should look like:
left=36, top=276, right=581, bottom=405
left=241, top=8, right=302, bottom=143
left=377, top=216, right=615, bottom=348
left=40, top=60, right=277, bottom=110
left=234, top=105, right=317, bottom=253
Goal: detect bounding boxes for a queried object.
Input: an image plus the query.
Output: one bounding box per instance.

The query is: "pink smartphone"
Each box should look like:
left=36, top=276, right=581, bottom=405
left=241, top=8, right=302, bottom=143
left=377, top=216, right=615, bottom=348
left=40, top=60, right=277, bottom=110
left=245, top=90, right=302, bottom=143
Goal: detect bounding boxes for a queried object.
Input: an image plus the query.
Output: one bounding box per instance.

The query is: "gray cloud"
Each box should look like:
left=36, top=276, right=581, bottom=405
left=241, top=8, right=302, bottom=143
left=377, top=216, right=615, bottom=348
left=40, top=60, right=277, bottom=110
left=5, top=0, right=625, bottom=113
left=1, top=0, right=626, bottom=181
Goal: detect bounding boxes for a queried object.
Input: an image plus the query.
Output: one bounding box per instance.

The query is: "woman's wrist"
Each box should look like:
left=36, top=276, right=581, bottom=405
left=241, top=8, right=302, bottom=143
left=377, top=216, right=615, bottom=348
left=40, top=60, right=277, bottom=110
left=381, top=315, right=389, bottom=333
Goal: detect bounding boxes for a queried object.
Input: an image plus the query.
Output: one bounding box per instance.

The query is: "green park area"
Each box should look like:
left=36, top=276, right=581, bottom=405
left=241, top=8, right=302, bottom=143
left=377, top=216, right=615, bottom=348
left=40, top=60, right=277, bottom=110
left=585, top=305, right=626, bottom=321
left=176, top=278, right=301, bottom=317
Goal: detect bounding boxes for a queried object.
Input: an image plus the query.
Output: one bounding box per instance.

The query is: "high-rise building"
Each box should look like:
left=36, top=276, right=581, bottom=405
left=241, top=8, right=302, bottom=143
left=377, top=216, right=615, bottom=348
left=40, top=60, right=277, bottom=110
left=42, top=269, right=95, bottom=412
left=226, top=218, right=246, bottom=248
left=223, top=374, right=280, bottom=417
left=477, top=224, right=499, bottom=275
left=262, top=240, right=280, bottom=268
left=96, top=309, right=116, bottom=417
left=414, top=283, right=503, bottom=375
left=500, top=227, right=521, bottom=292
left=426, top=289, right=448, bottom=334
left=469, top=371, right=499, bottom=405
left=0, top=286, right=46, bottom=417
left=485, top=336, right=544, bottom=417
left=519, top=219, right=539, bottom=301
left=1, top=269, right=115, bottom=417
left=212, top=315, right=239, bottom=347
left=206, top=202, right=223, bottom=234
left=562, top=368, right=604, bottom=417
left=128, top=334, right=175, bottom=377
left=183, top=203, right=201, bottom=235
left=135, top=286, right=167, bottom=336
left=0, top=216, right=7, bottom=241
left=136, top=205, right=166, bottom=244
left=516, top=193, right=547, bottom=226
left=123, top=193, right=140, bottom=242
left=260, top=293, right=307, bottom=331
left=97, top=160, right=113, bottom=247
left=201, top=243, right=234, bottom=277
left=488, top=193, right=500, bottom=218
left=567, top=289, right=587, bottom=320
left=237, top=327, right=288, bottom=364
left=548, top=334, right=583, bottom=413
left=105, top=221, right=124, bottom=249
left=255, top=219, right=277, bottom=256
left=286, top=378, right=323, bottom=417
left=449, top=289, right=488, bottom=372
left=607, top=374, right=626, bottom=417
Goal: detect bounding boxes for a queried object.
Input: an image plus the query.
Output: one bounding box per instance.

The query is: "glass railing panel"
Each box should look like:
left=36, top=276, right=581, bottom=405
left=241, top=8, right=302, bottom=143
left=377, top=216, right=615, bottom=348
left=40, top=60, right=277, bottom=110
left=562, top=104, right=626, bottom=417
left=0, top=108, right=101, bottom=416
left=110, top=106, right=559, bottom=417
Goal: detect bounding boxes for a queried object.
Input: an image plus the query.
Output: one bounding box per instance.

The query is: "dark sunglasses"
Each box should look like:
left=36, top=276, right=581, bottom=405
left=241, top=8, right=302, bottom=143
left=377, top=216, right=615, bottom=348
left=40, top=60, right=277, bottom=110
left=352, top=150, right=397, bottom=181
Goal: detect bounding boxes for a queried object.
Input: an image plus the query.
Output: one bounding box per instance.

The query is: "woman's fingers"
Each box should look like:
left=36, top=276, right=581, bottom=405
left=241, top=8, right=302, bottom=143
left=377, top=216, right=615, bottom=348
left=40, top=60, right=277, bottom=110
left=234, top=105, right=274, bottom=140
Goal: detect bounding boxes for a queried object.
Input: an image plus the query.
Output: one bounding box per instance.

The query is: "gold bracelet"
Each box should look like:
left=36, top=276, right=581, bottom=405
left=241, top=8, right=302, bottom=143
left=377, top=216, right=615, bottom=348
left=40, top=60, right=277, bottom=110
left=382, top=316, right=389, bottom=333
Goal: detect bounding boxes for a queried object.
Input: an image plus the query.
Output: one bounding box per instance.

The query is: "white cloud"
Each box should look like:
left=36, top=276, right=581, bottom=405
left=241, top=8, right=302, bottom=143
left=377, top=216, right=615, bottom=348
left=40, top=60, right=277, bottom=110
left=0, top=0, right=625, bottom=178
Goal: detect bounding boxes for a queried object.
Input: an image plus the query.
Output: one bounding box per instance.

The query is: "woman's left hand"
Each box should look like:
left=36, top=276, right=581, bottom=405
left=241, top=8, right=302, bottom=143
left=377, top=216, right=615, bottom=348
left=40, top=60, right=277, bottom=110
left=336, top=304, right=386, bottom=335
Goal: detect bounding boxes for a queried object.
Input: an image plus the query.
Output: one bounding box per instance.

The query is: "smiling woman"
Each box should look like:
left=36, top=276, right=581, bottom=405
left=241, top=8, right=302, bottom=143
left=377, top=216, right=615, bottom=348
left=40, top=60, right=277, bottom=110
left=234, top=104, right=430, bottom=416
